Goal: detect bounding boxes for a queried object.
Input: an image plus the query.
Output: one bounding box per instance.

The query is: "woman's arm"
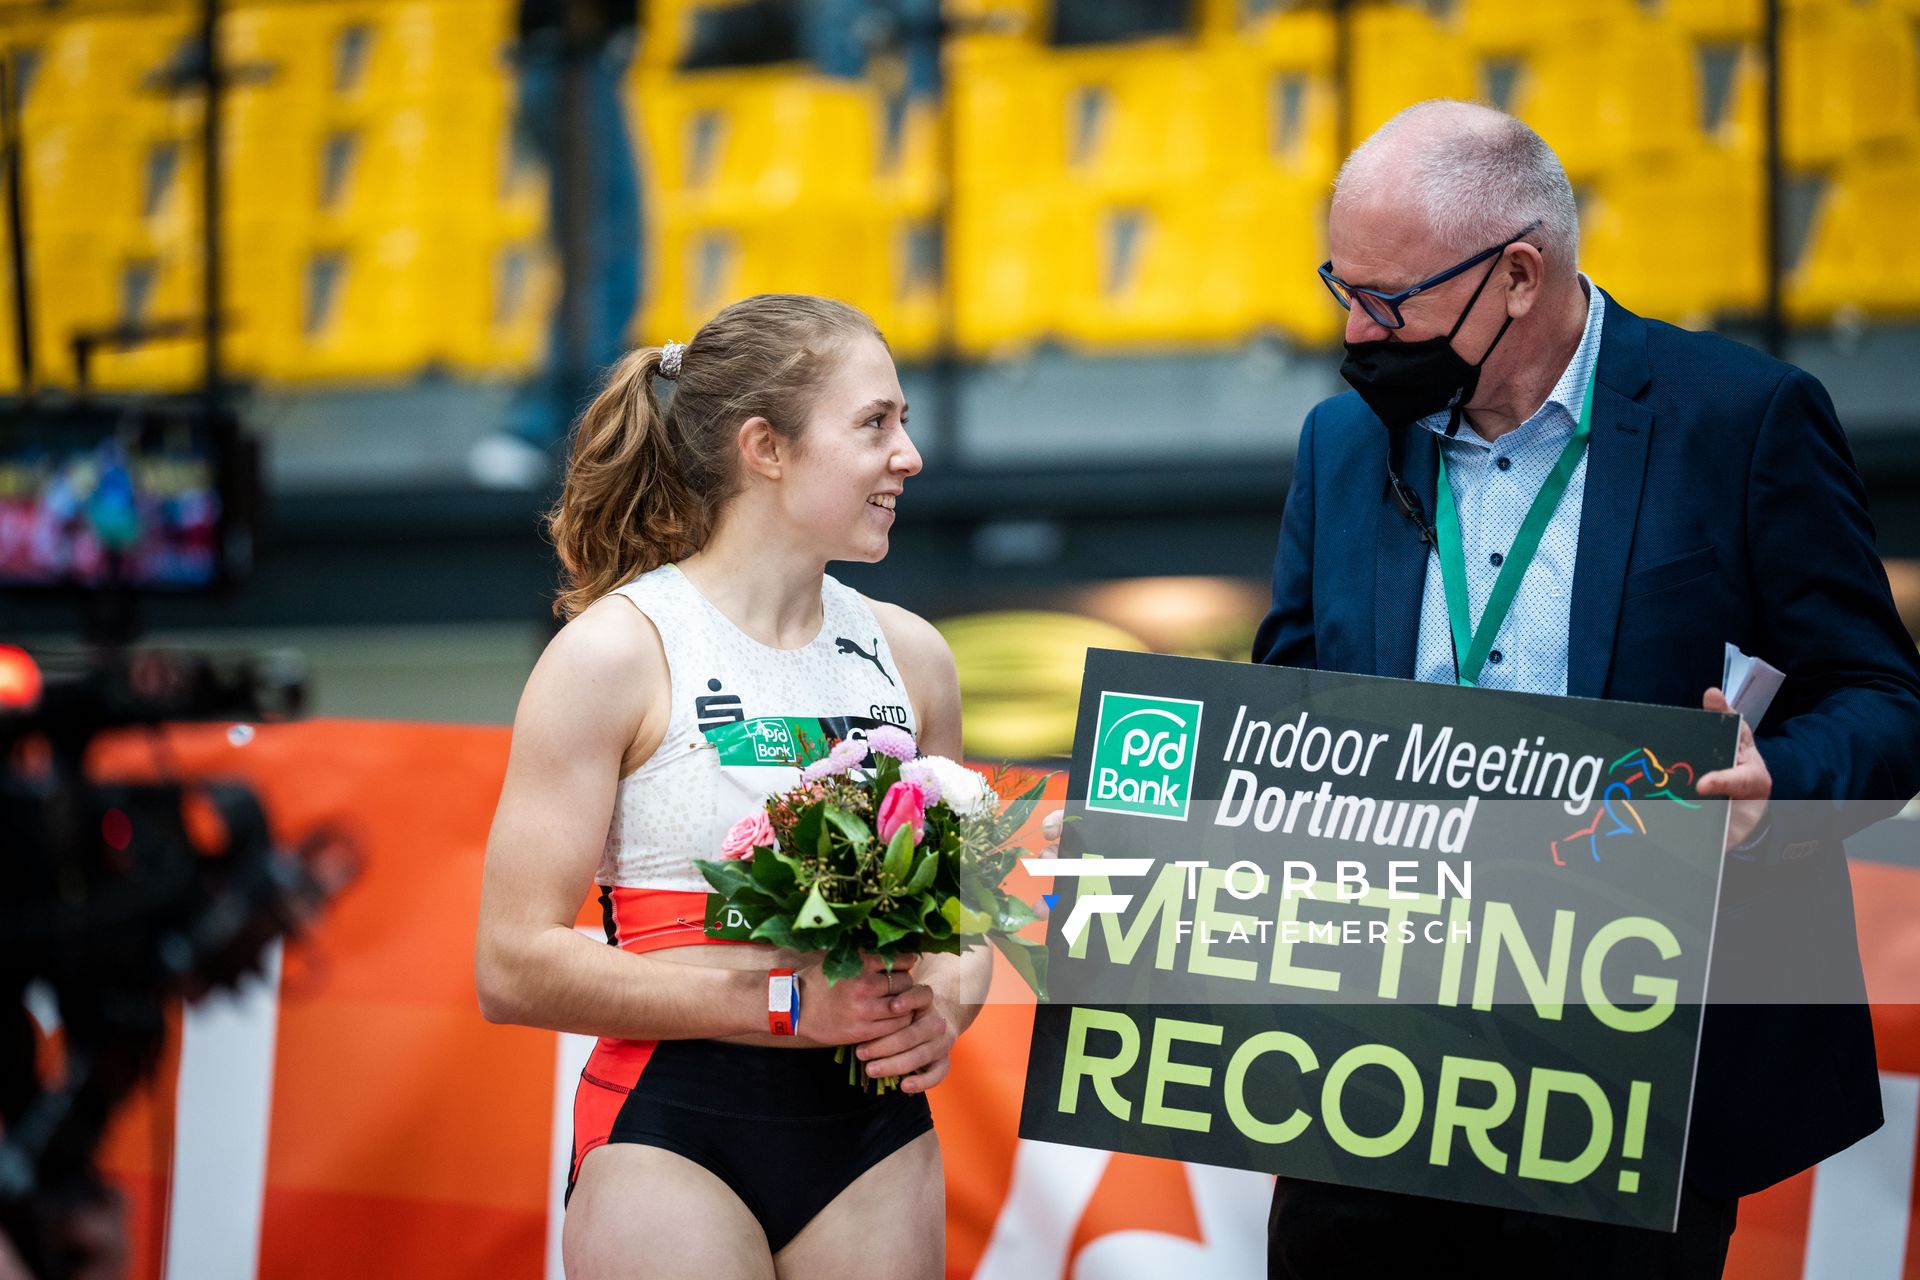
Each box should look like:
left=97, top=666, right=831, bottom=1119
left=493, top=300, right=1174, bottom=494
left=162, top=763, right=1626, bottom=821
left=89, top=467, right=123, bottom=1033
left=474, top=599, right=914, bottom=1047
left=474, top=599, right=765, bottom=1038
left=863, top=601, right=995, bottom=1091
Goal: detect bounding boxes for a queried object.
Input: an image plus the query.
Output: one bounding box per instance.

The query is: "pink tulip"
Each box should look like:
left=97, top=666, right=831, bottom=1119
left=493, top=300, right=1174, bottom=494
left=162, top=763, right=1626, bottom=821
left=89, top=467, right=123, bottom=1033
left=876, top=781, right=928, bottom=846
left=721, top=810, right=775, bottom=860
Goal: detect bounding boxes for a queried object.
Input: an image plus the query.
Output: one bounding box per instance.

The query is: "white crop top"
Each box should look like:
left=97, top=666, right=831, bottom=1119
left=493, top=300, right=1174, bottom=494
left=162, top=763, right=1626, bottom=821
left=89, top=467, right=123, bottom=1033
left=598, top=563, right=918, bottom=892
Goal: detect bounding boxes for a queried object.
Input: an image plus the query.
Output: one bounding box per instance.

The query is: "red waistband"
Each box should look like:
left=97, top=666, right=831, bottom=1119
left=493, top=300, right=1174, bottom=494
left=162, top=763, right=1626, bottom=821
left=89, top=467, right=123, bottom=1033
left=599, top=885, right=755, bottom=954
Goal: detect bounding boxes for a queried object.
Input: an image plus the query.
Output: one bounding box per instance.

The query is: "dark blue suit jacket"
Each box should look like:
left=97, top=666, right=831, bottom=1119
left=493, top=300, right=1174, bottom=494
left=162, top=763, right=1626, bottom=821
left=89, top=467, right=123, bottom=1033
left=1253, top=291, right=1920, bottom=1199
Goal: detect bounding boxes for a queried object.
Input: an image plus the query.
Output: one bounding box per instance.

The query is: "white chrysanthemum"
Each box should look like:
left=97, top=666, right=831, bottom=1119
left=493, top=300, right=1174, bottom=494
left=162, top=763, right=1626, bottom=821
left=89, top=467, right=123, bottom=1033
left=910, top=755, right=998, bottom=818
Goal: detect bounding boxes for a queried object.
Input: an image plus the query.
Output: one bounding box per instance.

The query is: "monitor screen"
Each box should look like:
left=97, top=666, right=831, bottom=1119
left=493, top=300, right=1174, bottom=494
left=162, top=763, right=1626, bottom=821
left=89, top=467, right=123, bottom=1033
left=0, top=404, right=233, bottom=592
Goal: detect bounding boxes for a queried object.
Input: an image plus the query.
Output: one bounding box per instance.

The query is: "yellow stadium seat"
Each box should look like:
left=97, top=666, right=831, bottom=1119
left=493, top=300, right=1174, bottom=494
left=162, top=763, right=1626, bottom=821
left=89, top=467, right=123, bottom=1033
left=259, top=221, right=482, bottom=381
left=235, top=219, right=526, bottom=386
left=1050, top=41, right=1241, bottom=195
left=643, top=199, right=889, bottom=347
left=221, top=0, right=511, bottom=106
left=634, top=68, right=881, bottom=213
left=310, top=101, right=497, bottom=227
left=18, top=8, right=193, bottom=128
left=1458, top=0, right=1641, bottom=52
left=637, top=0, right=695, bottom=71
left=221, top=91, right=325, bottom=228
left=950, top=185, right=1067, bottom=354
left=440, top=230, right=557, bottom=377
left=873, top=209, right=942, bottom=358
left=1790, top=143, right=1920, bottom=321
left=1509, top=15, right=1702, bottom=181
left=875, top=93, right=940, bottom=210
left=1780, top=3, right=1920, bottom=168
left=24, top=116, right=143, bottom=238
left=1348, top=3, right=1476, bottom=141
left=89, top=247, right=204, bottom=391
left=1578, top=145, right=1763, bottom=324
left=1659, top=0, right=1762, bottom=40
left=1233, top=8, right=1340, bottom=179
left=1049, top=193, right=1237, bottom=347
left=1047, top=171, right=1335, bottom=351
left=950, top=46, right=1066, bottom=192
left=1216, top=171, right=1343, bottom=347
left=211, top=222, right=282, bottom=379
left=21, top=229, right=200, bottom=390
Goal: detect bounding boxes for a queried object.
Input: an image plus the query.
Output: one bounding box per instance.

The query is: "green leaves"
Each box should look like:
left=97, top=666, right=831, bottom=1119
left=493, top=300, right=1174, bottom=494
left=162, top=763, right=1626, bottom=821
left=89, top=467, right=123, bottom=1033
left=695, top=858, right=755, bottom=899
left=823, top=939, right=863, bottom=984
left=991, top=933, right=1048, bottom=1000
left=902, top=847, right=938, bottom=894
left=869, top=915, right=913, bottom=948
left=750, top=914, right=805, bottom=951
left=823, top=805, right=873, bottom=850
left=796, top=884, right=840, bottom=930
left=749, top=846, right=797, bottom=898
left=941, top=895, right=994, bottom=935
left=881, top=822, right=916, bottom=885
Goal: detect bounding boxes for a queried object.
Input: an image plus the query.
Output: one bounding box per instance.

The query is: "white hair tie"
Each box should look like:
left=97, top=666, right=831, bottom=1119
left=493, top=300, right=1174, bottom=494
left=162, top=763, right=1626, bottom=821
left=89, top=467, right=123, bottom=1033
left=659, top=341, right=686, bottom=380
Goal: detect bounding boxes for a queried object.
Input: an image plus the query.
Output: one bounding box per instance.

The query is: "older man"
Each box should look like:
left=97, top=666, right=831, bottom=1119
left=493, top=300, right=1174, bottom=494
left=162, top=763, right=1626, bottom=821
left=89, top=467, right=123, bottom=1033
left=1255, top=100, right=1920, bottom=1277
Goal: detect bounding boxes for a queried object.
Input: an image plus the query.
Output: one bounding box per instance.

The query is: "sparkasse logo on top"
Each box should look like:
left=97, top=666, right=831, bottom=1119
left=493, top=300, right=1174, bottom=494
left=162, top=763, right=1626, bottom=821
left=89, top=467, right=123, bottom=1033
left=1086, top=692, right=1204, bottom=822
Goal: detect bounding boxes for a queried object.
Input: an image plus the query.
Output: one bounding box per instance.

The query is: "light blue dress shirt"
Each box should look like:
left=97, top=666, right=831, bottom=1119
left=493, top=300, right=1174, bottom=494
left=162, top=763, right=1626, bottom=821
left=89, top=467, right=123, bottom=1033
left=1412, top=277, right=1606, bottom=695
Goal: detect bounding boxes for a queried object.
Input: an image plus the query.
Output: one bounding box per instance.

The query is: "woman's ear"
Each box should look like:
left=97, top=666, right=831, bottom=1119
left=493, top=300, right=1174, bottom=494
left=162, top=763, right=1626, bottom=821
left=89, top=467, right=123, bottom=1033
left=737, top=416, right=783, bottom=481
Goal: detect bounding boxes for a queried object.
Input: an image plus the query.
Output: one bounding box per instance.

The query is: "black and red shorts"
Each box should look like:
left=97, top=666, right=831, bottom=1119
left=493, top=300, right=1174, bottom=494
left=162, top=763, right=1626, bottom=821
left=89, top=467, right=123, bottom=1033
left=568, top=1035, right=935, bottom=1252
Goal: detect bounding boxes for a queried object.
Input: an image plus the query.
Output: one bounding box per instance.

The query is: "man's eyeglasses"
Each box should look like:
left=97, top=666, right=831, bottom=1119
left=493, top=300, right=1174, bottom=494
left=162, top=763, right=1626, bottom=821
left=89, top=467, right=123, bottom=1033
left=1318, top=219, right=1544, bottom=331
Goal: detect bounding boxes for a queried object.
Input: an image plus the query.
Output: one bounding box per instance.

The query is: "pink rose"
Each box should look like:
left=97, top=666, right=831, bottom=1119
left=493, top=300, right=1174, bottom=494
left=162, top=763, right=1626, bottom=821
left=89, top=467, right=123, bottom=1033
left=876, top=780, right=928, bottom=846
left=721, top=810, right=775, bottom=860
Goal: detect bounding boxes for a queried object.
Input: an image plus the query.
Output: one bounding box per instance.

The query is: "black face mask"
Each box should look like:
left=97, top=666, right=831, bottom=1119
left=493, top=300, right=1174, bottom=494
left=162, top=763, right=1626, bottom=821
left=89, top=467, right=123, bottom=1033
left=1339, top=255, right=1516, bottom=434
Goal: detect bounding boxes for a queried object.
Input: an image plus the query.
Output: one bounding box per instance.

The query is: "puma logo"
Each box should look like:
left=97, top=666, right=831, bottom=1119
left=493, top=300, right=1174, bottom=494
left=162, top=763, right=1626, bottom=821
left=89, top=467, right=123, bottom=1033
left=835, top=637, right=895, bottom=687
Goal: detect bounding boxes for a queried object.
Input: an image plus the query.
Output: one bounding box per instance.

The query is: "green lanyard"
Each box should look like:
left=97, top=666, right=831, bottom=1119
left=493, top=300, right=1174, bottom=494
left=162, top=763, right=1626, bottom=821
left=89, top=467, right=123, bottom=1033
left=1433, top=368, right=1596, bottom=687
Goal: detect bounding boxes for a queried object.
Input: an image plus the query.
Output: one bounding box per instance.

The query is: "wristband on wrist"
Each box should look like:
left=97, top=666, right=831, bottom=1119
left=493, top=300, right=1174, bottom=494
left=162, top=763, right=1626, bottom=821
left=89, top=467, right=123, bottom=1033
left=768, top=967, right=798, bottom=1036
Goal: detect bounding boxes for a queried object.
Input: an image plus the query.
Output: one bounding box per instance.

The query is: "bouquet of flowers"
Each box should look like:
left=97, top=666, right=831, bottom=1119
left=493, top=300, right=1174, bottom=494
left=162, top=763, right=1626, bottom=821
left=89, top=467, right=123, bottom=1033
left=693, top=725, right=1049, bottom=1088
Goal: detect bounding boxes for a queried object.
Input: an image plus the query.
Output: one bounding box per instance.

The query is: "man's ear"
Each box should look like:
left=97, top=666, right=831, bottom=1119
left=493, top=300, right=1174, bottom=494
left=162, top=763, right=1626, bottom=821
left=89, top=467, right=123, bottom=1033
left=737, top=416, right=783, bottom=481
left=1504, top=243, right=1547, bottom=319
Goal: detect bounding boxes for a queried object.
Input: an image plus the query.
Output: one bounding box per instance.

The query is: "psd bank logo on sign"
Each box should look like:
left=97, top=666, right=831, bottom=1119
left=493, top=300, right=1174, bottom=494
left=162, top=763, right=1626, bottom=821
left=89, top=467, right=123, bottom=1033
left=1086, top=692, right=1203, bottom=822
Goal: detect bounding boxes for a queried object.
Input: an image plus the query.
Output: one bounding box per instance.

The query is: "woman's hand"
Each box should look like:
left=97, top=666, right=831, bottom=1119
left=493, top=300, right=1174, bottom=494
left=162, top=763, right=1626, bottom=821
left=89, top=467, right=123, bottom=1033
left=796, top=952, right=921, bottom=1046
left=849, top=983, right=954, bottom=1092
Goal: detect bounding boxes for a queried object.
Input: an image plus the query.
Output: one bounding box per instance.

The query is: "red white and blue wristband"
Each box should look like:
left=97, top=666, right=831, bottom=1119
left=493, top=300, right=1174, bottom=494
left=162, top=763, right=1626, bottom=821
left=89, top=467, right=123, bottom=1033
left=768, top=967, right=799, bottom=1036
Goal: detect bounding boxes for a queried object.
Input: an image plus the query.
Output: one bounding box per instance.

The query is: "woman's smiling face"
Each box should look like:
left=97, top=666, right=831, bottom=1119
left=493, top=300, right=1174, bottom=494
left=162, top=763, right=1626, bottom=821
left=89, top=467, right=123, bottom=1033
left=773, top=334, right=922, bottom=563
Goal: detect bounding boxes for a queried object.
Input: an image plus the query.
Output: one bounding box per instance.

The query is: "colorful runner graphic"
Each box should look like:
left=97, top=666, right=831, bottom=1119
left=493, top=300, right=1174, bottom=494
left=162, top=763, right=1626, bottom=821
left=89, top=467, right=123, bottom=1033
left=1551, top=746, right=1700, bottom=866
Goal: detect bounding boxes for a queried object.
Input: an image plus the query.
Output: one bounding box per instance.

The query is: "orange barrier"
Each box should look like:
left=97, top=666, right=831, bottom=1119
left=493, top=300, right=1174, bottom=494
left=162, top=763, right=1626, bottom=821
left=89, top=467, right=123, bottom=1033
left=75, top=720, right=1918, bottom=1279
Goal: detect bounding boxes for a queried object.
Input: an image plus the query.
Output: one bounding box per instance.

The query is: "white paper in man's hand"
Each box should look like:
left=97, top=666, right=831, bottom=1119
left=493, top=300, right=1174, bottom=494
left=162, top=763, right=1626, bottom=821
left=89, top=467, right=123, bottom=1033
left=1722, top=642, right=1785, bottom=725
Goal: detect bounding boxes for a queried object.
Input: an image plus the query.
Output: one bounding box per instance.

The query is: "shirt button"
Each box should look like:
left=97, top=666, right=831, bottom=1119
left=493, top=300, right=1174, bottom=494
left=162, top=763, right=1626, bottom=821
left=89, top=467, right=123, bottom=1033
left=1488, top=649, right=1504, bottom=664
left=1496, top=457, right=1512, bottom=471
left=1490, top=552, right=1504, bottom=567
